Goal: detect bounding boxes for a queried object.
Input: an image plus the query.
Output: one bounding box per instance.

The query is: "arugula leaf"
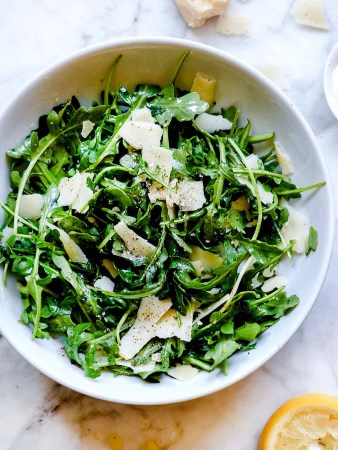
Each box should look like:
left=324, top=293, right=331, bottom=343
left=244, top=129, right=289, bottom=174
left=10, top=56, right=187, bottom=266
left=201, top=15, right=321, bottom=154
left=306, top=226, right=318, bottom=255
left=149, top=91, right=208, bottom=126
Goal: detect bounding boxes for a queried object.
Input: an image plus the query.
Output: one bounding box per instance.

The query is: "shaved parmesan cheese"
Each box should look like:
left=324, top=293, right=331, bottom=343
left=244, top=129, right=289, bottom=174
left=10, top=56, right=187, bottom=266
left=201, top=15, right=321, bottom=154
left=118, top=121, right=163, bottom=150
left=102, top=259, right=118, bottom=278
left=245, top=154, right=261, bottom=170
left=168, top=364, right=199, bottom=381
left=195, top=112, right=232, bottom=133
left=155, top=308, right=193, bottom=341
left=0, top=226, right=13, bottom=247
left=231, top=195, right=251, bottom=220
left=58, top=172, right=82, bottom=206
left=261, top=275, right=286, bottom=293
left=191, top=260, right=204, bottom=277
left=175, top=0, right=230, bottom=28
left=238, top=177, right=273, bottom=205
left=263, top=266, right=275, bottom=278
left=18, top=194, right=44, bottom=219
left=72, top=173, right=94, bottom=213
left=48, top=224, right=88, bottom=263
left=189, top=245, right=223, bottom=274
left=252, top=273, right=262, bottom=289
left=257, top=182, right=274, bottom=205
left=168, top=179, right=206, bottom=211
left=94, top=276, right=115, bottom=292
left=291, top=0, right=329, bottom=30
left=216, top=9, right=249, bottom=35
left=58, top=172, right=94, bottom=213
left=191, top=72, right=216, bottom=105
left=117, top=360, right=156, bottom=374
left=131, top=107, right=154, bottom=123
left=280, top=205, right=310, bottom=254
left=275, top=143, right=293, bottom=176
left=119, top=297, right=172, bottom=359
left=114, top=221, right=156, bottom=258
left=81, top=120, right=94, bottom=138
left=148, top=183, right=167, bottom=203
left=142, top=146, right=173, bottom=182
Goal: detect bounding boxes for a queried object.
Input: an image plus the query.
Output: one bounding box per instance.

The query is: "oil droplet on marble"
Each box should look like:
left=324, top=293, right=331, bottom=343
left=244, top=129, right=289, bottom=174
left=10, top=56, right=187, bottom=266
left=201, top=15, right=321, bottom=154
left=109, top=432, right=124, bottom=450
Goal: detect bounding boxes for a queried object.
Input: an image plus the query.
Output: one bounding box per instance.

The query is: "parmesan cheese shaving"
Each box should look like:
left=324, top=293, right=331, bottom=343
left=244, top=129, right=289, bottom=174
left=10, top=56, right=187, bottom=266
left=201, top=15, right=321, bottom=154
left=175, top=0, right=230, bottom=28
left=18, top=194, right=44, bottom=219
left=216, top=9, right=249, bottom=35
left=291, top=0, right=329, bottom=30
left=118, top=121, right=163, bottom=150
left=94, top=276, right=115, bottom=292
left=275, top=143, right=294, bottom=176
left=261, top=275, right=286, bottom=293
left=238, top=177, right=273, bottom=205
left=81, top=120, right=94, bottom=138
left=189, top=245, right=223, bottom=274
left=114, top=221, right=156, bottom=258
left=48, top=224, right=88, bottom=263
left=142, top=146, right=173, bottom=182
left=155, top=308, right=193, bottom=341
left=280, top=205, right=310, bottom=254
left=195, top=112, right=232, bottom=133
left=131, top=107, right=154, bottom=123
left=119, top=296, right=172, bottom=359
left=58, top=172, right=94, bottom=213
left=0, top=226, right=14, bottom=247
left=167, top=179, right=206, bottom=211
left=167, top=364, right=199, bottom=381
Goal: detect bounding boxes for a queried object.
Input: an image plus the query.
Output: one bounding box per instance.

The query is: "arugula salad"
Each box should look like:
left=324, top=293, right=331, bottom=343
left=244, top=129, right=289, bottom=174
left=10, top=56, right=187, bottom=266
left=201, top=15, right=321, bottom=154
left=0, top=54, right=322, bottom=381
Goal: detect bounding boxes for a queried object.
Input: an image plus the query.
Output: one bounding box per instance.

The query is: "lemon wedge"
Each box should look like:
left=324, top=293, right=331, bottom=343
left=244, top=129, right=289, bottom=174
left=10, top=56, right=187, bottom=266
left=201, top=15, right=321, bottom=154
left=259, top=393, right=338, bottom=449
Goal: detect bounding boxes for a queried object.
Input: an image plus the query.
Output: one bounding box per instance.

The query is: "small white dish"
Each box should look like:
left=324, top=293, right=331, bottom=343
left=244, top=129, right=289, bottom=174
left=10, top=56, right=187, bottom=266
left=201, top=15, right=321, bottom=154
left=0, top=37, right=334, bottom=405
left=324, top=42, right=338, bottom=119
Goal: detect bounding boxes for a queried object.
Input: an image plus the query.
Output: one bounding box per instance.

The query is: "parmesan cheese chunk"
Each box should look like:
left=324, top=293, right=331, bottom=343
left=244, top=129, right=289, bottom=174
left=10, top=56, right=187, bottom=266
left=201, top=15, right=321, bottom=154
left=142, top=146, right=173, bottom=182
left=0, top=226, right=13, bottom=247
left=195, top=112, right=232, bottom=133
left=280, top=205, right=310, bottom=254
left=81, top=120, right=94, bottom=138
left=48, top=224, right=88, bottom=263
left=237, top=177, right=273, bottom=205
left=168, top=364, right=199, bottom=381
left=94, top=276, right=115, bottom=292
left=72, top=173, right=94, bottom=213
left=275, top=143, right=294, bottom=176
left=168, top=180, right=206, bottom=211
left=58, top=172, right=94, bottom=213
left=245, top=154, right=261, bottom=170
left=291, top=0, right=329, bottom=30
left=261, top=275, right=286, bottom=293
left=118, top=121, right=163, bottom=150
left=155, top=308, right=193, bottom=341
left=114, top=221, right=156, bottom=258
left=216, top=9, right=249, bottom=35
left=131, top=107, right=154, bottom=123
left=189, top=245, right=223, bottom=275
left=119, top=296, right=172, bottom=359
left=175, top=0, right=230, bottom=28
left=102, top=259, right=118, bottom=278
left=147, top=183, right=167, bottom=203
left=58, top=172, right=82, bottom=206
left=18, top=194, right=44, bottom=219
left=191, top=72, right=216, bottom=105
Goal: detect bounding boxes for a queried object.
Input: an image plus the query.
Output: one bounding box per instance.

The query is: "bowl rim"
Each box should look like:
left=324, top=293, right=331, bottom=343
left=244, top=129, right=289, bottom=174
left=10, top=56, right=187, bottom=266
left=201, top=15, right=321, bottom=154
left=0, top=36, right=335, bottom=405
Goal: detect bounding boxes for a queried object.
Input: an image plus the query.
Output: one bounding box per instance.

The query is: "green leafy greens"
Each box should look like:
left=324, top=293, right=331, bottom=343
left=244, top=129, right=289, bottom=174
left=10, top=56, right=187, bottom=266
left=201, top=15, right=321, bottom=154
left=0, top=54, right=323, bottom=382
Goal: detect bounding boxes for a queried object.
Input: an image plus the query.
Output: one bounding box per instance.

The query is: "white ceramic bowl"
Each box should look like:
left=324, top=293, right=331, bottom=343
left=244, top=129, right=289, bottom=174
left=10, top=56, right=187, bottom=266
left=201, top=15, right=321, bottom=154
left=0, top=37, right=334, bottom=405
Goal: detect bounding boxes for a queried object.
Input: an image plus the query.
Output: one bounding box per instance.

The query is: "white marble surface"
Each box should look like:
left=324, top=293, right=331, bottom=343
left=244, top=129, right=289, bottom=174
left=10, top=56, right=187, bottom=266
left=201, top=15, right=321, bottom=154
left=0, top=1, right=338, bottom=449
